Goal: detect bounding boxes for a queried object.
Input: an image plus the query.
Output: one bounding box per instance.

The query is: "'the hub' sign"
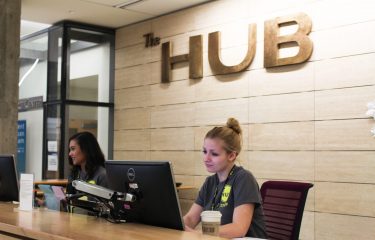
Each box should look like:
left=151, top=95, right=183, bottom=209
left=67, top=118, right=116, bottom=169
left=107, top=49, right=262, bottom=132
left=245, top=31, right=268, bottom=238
left=161, top=13, right=313, bottom=83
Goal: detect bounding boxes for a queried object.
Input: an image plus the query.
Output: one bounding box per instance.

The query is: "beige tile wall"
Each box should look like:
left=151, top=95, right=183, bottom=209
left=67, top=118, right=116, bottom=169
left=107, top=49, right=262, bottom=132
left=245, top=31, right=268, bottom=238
left=114, top=0, right=375, bottom=238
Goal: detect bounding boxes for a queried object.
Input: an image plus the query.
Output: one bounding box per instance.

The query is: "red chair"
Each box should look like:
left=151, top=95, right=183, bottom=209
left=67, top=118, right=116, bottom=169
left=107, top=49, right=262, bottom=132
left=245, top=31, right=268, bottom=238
left=260, top=181, right=313, bottom=240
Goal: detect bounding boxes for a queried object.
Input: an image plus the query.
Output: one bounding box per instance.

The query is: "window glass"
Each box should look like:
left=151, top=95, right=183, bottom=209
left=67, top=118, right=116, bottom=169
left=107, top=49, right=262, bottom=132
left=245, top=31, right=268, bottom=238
left=19, top=33, right=48, bottom=101
left=19, top=32, right=48, bottom=180
left=64, top=105, right=109, bottom=178
left=67, top=28, right=111, bottom=102
left=45, top=104, right=62, bottom=179
left=47, top=27, right=63, bottom=101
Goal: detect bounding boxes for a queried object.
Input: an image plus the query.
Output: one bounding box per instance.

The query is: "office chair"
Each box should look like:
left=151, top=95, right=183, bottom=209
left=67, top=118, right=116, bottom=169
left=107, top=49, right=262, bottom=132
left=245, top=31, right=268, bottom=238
left=260, top=181, right=313, bottom=240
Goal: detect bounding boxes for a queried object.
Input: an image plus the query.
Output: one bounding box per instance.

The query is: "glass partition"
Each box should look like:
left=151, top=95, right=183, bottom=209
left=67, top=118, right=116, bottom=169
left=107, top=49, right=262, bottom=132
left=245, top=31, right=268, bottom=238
left=45, top=104, right=62, bottom=179
left=19, top=21, right=114, bottom=180
left=19, top=32, right=48, bottom=100
left=67, top=28, right=111, bottom=102
left=19, top=32, right=49, bottom=180
left=47, top=27, right=63, bottom=101
left=64, top=105, right=109, bottom=176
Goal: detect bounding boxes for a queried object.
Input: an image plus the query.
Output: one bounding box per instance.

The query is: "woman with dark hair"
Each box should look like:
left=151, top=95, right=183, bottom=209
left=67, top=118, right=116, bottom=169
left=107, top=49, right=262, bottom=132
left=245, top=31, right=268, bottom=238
left=67, top=131, right=108, bottom=194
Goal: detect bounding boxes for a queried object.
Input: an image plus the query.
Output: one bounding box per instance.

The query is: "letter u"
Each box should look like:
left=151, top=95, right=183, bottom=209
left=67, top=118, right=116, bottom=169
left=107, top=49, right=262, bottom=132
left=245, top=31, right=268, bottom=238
left=208, top=24, right=256, bottom=75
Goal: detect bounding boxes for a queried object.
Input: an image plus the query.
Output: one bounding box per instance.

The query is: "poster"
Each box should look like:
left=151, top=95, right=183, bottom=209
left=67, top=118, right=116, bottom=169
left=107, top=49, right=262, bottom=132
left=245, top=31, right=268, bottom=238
left=17, top=120, right=26, bottom=174
left=47, top=154, right=58, bottom=171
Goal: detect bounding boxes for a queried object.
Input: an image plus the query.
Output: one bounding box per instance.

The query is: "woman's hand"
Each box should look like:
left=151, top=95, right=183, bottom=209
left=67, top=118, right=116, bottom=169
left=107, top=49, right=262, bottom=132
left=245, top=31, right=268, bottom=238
left=183, top=203, right=203, bottom=231
left=184, top=225, right=199, bottom=233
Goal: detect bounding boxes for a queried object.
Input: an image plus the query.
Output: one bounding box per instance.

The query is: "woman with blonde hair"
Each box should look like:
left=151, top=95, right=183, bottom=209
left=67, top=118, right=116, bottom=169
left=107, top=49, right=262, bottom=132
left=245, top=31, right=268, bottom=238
left=183, top=118, right=267, bottom=239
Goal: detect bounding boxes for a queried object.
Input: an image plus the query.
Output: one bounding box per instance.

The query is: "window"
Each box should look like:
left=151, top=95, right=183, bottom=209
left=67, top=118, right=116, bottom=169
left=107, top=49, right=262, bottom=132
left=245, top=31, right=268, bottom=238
left=19, top=21, right=114, bottom=180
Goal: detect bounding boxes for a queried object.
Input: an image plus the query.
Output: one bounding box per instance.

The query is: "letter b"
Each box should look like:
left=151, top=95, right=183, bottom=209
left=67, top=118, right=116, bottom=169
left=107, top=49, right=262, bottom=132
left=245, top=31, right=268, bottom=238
left=264, top=13, right=313, bottom=68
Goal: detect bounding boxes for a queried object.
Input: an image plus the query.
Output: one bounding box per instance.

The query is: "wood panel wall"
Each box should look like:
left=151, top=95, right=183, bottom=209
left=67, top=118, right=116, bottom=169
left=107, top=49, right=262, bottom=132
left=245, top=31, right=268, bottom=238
left=114, top=0, right=375, bottom=239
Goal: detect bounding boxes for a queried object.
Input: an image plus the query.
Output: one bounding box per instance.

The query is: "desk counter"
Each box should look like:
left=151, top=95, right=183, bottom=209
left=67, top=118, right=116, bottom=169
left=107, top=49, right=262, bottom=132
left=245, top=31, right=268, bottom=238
left=34, top=179, right=68, bottom=187
left=0, top=202, right=225, bottom=240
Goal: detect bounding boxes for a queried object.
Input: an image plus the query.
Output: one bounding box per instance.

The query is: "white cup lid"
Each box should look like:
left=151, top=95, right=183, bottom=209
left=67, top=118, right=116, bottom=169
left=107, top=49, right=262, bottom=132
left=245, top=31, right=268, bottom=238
left=201, top=210, right=222, bottom=221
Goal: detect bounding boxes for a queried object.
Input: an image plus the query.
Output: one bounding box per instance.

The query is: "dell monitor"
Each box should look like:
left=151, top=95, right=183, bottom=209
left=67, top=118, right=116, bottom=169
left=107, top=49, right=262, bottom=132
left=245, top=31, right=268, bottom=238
left=0, top=155, right=19, bottom=201
left=105, top=160, right=184, bottom=230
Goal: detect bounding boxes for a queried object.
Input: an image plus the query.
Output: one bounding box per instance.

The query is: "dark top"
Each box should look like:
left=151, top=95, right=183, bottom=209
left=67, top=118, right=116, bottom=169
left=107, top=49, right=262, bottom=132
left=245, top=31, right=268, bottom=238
left=67, top=166, right=108, bottom=194
left=195, top=165, right=267, bottom=238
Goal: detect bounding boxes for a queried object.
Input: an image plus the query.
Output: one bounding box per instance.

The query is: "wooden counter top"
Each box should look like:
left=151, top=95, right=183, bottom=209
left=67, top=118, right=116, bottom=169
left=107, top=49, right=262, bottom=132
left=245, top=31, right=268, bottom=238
left=0, top=202, right=225, bottom=240
left=34, top=179, right=68, bottom=187
left=33, top=179, right=193, bottom=191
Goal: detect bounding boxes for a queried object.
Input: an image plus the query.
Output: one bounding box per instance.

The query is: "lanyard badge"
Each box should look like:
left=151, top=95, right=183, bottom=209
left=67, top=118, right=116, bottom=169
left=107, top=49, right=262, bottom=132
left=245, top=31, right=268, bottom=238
left=210, top=166, right=235, bottom=210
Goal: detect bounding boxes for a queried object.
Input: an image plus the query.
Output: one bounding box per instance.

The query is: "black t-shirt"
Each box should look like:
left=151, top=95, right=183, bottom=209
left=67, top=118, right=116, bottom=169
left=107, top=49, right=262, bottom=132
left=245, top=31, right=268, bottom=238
left=67, top=166, right=108, bottom=194
left=195, top=165, right=267, bottom=238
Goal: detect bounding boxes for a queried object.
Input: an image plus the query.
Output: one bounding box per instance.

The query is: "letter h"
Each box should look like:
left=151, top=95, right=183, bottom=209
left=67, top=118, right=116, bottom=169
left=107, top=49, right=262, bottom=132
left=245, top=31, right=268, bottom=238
left=161, top=35, right=203, bottom=83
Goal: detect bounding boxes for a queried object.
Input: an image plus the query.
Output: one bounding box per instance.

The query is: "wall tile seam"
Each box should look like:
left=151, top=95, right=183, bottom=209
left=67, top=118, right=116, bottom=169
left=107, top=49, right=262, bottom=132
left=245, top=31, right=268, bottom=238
left=148, top=97, right=247, bottom=106
left=313, top=211, right=375, bottom=219
left=313, top=118, right=373, bottom=123
left=114, top=107, right=151, bottom=111
left=315, top=117, right=374, bottom=122
left=314, top=181, right=375, bottom=185
left=116, top=1, right=342, bottom=35
left=249, top=120, right=315, bottom=124
left=312, top=18, right=375, bottom=33
left=117, top=18, right=375, bottom=48
left=313, top=51, right=375, bottom=62
left=115, top=38, right=375, bottom=72
left=111, top=118, right=375, bottom=130
left=114, top=99, right=244, bottom=109
left=114, top=106, right=150, bottom=111
left=115, top=93, right=330, bottom=108
left=115, top=58, right=160, bottom=70
left=315, top=85, right=375, bottom=92
left=118, top=121, right=313, bottom=130
left=114, top=85, right=150, bottom=91
left=115, top=61, right=158, bottom=69
left=113, top=50, right=375, bottom=86
left=315, top=148, right=375, bottom=151
left=248, top=150, right=316, bottom=152
left=151, top=17, right=254, bottom=39
left=113, top=150, right=150, bottom=152
left=114, top=83, right=155, bottom=90
left=313, top=150, right=375, bottom=152
left=114, top=41, right=146, bottom=51
left=314, top=84, right=375, bottom=92
left=256, top=176, right=315, bottom=181
left=114, top=128, right=149, bottom=131
left=144, top=101, right=198, bottom=107
left=149, top=149, right=195, bottom=151
left=113, top=123, right=252, bottom=129
left=135, top=9, right=375, bottom=41
left=114, top=50, right=374, bottom=72
left=114, top=83, right=375, bottom=99
left=115, top=11, right=375, bottom=65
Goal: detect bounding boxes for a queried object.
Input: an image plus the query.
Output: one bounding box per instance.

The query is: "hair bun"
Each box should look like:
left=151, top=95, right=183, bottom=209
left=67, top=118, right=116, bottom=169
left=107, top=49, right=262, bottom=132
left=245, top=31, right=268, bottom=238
left=226, top=118, right=242, bottom=135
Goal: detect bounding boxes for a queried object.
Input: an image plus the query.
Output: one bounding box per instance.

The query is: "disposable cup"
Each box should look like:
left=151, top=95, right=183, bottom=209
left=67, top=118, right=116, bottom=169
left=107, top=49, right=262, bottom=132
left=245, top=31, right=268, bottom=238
left=200, top=210, right=222, bottom=236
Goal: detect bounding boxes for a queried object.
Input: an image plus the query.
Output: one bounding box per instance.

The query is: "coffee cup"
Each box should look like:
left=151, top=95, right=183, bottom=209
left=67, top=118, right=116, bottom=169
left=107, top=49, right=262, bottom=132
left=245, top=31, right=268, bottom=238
left=200, top=210, right=222, bottom=236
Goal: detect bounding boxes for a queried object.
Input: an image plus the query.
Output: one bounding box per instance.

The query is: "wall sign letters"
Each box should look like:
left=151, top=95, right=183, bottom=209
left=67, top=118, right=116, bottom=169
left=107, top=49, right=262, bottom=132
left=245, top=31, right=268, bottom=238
left=143, top=33, right=160, bottom=47
left=161, top=13, right=313, bottom=83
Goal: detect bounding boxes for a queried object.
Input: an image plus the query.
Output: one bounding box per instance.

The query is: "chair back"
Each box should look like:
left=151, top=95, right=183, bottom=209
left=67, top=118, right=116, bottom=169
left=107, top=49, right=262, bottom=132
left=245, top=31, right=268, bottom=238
left=260, top=181, right=313, bottom=240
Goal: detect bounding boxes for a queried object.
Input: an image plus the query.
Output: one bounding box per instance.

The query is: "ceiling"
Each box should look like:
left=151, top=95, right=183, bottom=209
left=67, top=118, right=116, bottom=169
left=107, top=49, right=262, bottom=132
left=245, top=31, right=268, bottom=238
left=21, top=0, right=211, bottom=37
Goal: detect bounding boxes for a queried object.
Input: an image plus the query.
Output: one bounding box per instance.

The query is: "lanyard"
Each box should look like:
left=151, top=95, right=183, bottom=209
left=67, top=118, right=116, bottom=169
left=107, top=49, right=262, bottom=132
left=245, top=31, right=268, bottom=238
left=210, top=165, right=236, bottom=210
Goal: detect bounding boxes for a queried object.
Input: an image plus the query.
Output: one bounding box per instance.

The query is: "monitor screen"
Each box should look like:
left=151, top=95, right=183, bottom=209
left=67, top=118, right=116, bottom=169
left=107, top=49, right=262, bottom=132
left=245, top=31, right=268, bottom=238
left=0, top=155, right=19, bottom=202
left=105, top=160, right=184, bottom=230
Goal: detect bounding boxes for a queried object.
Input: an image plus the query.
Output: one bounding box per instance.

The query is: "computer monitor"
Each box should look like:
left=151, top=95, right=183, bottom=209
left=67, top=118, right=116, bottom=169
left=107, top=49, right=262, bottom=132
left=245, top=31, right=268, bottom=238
left=0, top=155, right=19, bottom=201
left=105, top=160, right=184, bottom=230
